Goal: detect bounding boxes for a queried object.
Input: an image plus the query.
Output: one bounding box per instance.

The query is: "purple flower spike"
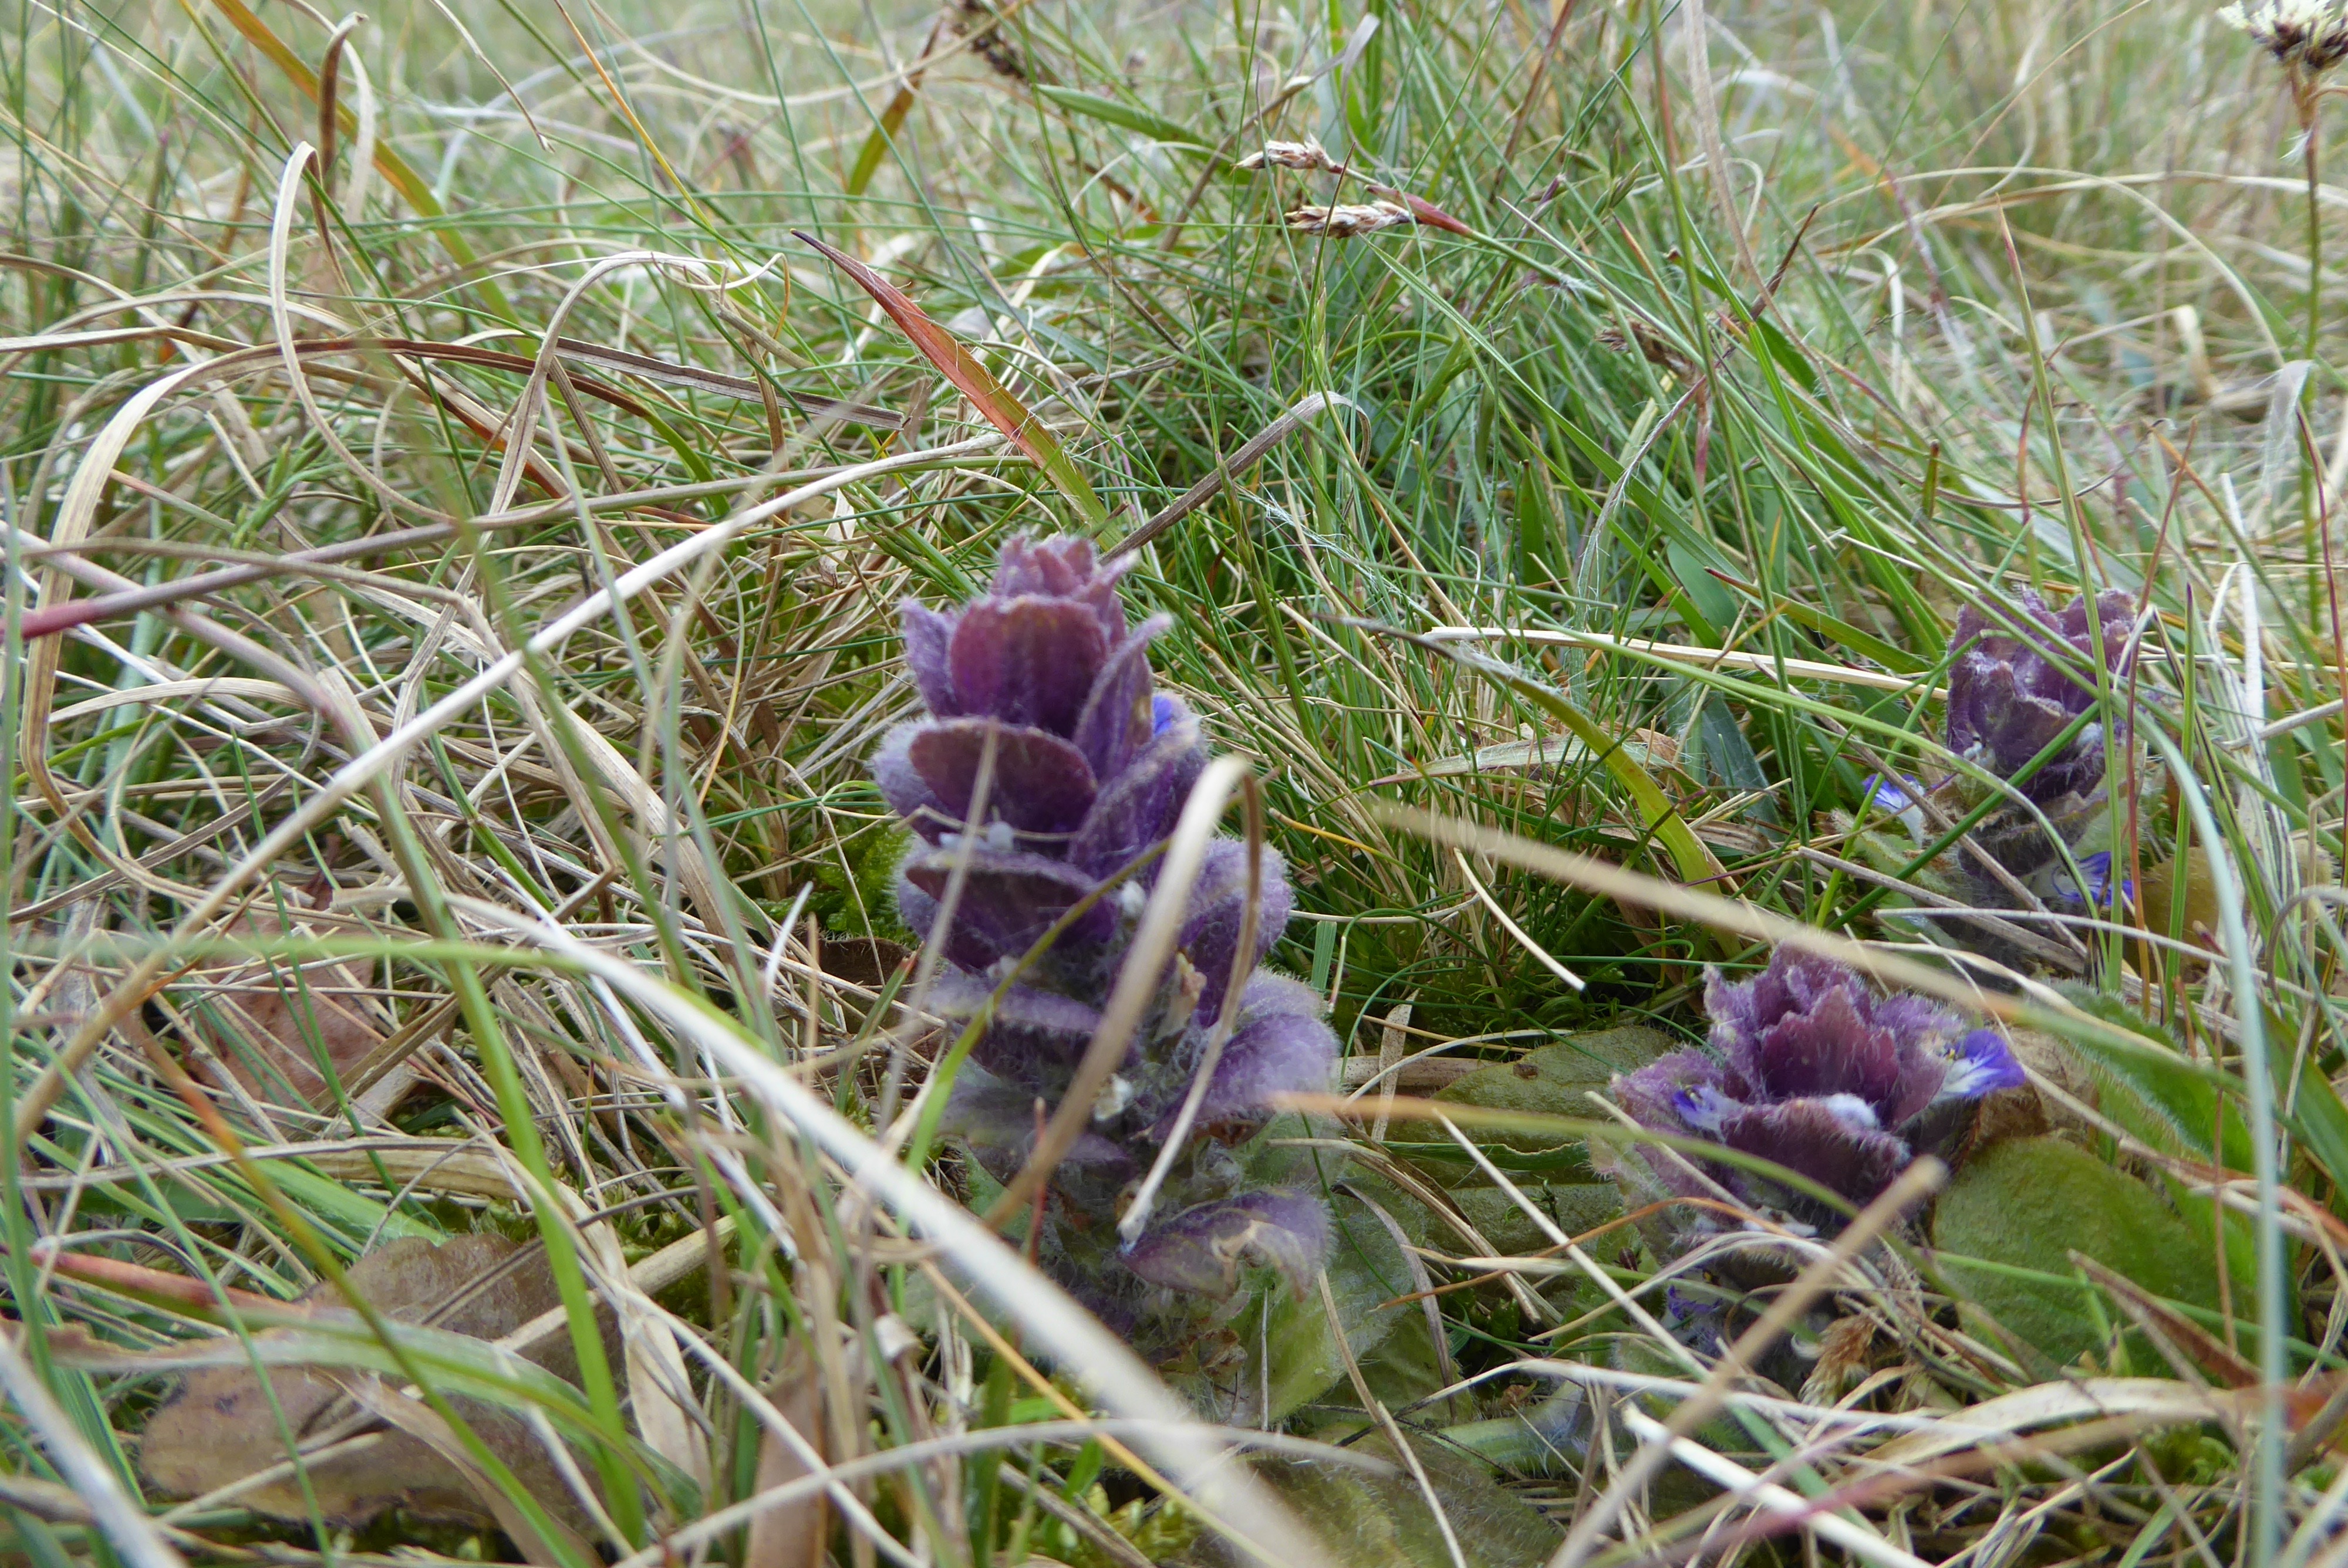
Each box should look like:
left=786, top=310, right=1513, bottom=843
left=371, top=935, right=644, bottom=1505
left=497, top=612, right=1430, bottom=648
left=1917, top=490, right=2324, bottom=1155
left=1611, top=949, right=2023, bottom=1218
left=1705, top=953, right=1955, bottom=1131
left=871, top=536, right=1338, bottom=1350
left=1713, top=1097, right=1914, bottom=1211
left=1947, top=589, right=2135, bottom=806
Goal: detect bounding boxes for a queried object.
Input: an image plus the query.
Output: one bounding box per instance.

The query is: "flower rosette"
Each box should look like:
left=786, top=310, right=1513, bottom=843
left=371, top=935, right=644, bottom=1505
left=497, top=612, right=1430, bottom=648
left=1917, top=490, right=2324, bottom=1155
left=1603, top=951, right=2024, bottom=1251
left=871, top=535, right=1337, bottom=1350
left=1941, top=588, right=2137, bottom=891
left=1837, top=588, right=2146, bottom=960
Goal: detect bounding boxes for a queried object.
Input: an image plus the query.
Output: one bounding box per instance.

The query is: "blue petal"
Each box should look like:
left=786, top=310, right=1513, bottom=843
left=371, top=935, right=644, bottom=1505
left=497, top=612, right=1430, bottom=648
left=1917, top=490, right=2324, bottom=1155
left=1938, top=1029, right=2027, bottom=1100
left=1863, top=773, right=1918, bottom=812
left=2050, top=851, right=2125, bottom=910
left=1671, top=1083, right=1736, bottom=1135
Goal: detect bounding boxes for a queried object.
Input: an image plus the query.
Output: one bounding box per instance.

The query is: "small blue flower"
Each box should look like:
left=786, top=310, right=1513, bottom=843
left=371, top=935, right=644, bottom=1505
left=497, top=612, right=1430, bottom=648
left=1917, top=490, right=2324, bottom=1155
left=2050, top=851, right=2133, bottom=910
left=1863, top=773, right=1918, bottom=813
left=1937, top=1029, right=2027, bottom=1100
left=1672, top=1083, right=1734, bottom=1134
left=1860, top=772, right=1929, bottom=840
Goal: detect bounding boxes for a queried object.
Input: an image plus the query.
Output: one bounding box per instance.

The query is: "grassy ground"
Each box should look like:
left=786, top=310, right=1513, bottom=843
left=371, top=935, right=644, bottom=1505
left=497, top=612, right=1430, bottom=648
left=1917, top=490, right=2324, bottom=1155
left=4, top=0, right=2347, bottom=1563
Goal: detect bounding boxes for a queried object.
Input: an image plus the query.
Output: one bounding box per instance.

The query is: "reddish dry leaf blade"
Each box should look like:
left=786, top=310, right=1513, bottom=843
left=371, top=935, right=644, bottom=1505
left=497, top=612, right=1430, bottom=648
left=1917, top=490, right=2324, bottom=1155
left=28, top=1245, right=289, bottom=1316
left=1392, top=191, right=1473, bottom=236
left=792, top=230, right=1105, bottom=524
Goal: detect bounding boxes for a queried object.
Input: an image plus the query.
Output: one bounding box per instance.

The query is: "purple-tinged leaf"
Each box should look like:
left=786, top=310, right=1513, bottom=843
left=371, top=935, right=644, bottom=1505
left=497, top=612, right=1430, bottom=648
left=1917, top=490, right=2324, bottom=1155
left=1612, top=950, right=2018, bottom=1227
left=1716, top=1097, right=1914, bottom=1207
left=908, top=719, right=1098, bottom=836
left=902, top=602, right=962, bottom=716
left=1614, top=1051, right=1739, bottom=1138
left=1708, top=952, right=1958, bottom=1128
left=871, top=723, right=946, bottom=840
left=992, top=535, right=1128, bottom=638
left=927, top=971, right=1102, bottom=1090
left=950, top=597, right=1110, bottom=735
left=1123, top=1189, right=1330, bottom=1297
left=1168, top=995, right=1337, bottom=1131
left=1738, top=988, right=1908, bottom=1116
left=944, top=1068, right=1133, bottom=1183
left=1069, top=706, right=1207, bottom=877
left=1948, top=589, right=2135, bottom=804
left=899, top=849, right=1112, bottom=968
left=1072, top=617, right=1168, bottom=779
left=1175, top=839, right=1293, bottom=1022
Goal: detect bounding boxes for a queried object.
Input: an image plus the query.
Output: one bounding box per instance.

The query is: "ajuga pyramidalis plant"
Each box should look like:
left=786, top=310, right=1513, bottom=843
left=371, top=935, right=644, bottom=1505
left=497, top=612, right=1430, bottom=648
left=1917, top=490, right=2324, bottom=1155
left=1605, top=949, right=2023, bottom=1249
left=1848, top=589, right=2145, bottom=953
left=872, top=535, right=1337, bottom=1360
left=1943, top=589, right=2137, bottom=887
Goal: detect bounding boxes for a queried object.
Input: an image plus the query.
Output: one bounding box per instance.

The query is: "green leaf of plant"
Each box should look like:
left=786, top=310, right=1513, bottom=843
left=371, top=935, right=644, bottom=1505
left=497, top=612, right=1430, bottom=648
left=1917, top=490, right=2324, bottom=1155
left=2048, top=987, right=2253, bottom=1171
left=1932, top=1137, right=2243, bottom=1368
left=1432, top=1026, right=1670, bottom=1157
left=846, top=83, right=920, bottom=196
left=1448, top=1182, right=1621, bottom=1258
left=1224, top=1431, right=1562, bottom=1567
left=1034, top=87, right=1216, bottom=153
left=1249, top=1192, right=1413, bottom=1421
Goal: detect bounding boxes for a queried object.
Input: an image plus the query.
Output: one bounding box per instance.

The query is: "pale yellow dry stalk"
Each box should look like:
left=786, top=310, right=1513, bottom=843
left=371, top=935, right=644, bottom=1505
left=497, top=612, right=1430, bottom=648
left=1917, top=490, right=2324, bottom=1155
left=1284, top=200, right=1413, bottom=236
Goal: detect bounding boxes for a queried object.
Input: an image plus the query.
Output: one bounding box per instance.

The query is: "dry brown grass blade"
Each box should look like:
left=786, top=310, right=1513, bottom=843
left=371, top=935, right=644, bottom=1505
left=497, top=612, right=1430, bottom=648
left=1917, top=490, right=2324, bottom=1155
left=745, top=1341, right=829, bottom=1568
left=1108, top=391, right=1355, bottom=557
left=1870, top=1378, right=2241, bottom=1468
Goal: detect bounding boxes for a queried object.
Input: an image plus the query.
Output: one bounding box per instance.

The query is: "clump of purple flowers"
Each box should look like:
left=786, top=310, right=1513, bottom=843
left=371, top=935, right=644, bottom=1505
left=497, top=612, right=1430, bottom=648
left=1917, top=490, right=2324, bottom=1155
left=1935, top=587, right=2141, bottom=901
left=873, top=536, right=1337, bottom=1346
left=1609, top=950, right=2023, bottom=1225
left=1846, top=590, right=2145, bottom=957
left=1948, top=589, right=2135, bottom=812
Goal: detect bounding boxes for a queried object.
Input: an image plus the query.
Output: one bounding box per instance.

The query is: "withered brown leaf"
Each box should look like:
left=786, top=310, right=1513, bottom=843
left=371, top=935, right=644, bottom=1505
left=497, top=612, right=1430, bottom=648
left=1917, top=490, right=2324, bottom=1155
left=744, top=1340, right=828, bottom=1568
left=138, top=1234, right=607, bottom=1540
left=184, top=897, right=387, bottom=1109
